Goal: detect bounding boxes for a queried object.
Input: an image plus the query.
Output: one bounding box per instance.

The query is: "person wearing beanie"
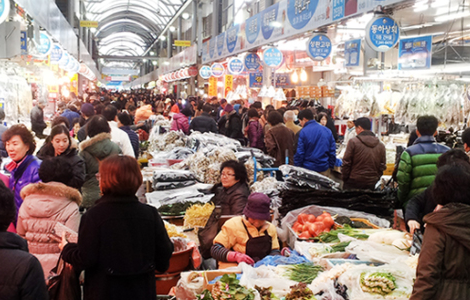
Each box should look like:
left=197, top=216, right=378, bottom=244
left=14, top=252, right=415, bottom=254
left=211, top=193, right=280, bottom=269
left=225, top=104, right=245, bottom=145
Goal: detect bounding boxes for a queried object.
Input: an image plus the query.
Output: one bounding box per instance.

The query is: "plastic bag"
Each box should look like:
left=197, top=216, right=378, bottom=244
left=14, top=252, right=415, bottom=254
left=279, top=165, right=341, bottom=191
left=345, top=240, right=410, bottom=263
left=410, top=229, right=423, bottom=255
left=253, top=250, right=309, bottom=267
left=238, top=264, right=296, bottom=298
left=153, top=181, right=197, bottom=191
left=174, top=271, right=205, bottom=300
left=153, top=168, right=197, bottom=182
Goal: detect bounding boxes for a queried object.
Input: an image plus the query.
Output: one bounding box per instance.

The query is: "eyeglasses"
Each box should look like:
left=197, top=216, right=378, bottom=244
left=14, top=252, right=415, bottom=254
left=220, top=173, right=235, bottom=178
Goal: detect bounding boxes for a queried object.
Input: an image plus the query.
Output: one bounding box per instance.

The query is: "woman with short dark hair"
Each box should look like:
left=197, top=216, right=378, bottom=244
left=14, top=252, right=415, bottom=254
left=60, top=155, right=173, bottom=300
left=2, top=124, right=41, bottom=220
left=245, top=108, right=265, bottom=151
left=410, top=163, right=470, bottom=300
left=265, top=111, right=294, bottom=169
left=210, top=160, right=250, bottom=215
left=79, top=115, right=121, bottom=208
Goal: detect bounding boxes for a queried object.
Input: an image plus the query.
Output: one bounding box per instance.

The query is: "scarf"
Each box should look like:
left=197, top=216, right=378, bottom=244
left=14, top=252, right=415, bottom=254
left=5, top=155, right=28, bottom=173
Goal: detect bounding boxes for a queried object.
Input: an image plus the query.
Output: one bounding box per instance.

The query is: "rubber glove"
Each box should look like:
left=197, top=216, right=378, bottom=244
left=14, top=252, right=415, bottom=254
left=227, top=251, right=254, bottom=265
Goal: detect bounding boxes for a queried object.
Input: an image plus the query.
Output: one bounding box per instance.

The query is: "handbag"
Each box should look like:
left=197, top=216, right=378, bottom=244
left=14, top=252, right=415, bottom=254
left=410, top=229, right=423, bottom=255
left=47, top=255, right=81, bottom=300
left=197, top=205, right=222, bottom=259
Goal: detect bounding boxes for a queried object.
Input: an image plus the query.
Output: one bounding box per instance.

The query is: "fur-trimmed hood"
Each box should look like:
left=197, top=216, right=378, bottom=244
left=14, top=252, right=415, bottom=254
left=79, top=132, right=112, bottom=152
left=21, top=182, right=82, bottom=205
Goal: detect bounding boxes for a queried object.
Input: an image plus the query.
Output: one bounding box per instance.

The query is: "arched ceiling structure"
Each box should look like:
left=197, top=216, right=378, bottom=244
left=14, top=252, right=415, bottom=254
left=86, top=0, right=185, bottom=64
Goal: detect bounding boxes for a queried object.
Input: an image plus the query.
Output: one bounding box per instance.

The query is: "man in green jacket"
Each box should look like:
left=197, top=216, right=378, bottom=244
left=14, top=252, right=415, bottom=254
left=397, top=116, right=450, bottom=209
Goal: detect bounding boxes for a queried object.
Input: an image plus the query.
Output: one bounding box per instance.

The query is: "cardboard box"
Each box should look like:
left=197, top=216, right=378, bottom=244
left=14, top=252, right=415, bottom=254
left=203, top=270, right=241, bottom=292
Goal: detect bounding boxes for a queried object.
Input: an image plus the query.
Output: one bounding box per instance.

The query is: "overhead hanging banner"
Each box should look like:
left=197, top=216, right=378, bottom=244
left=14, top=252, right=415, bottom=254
left=344, top=39, right=362, bottom=67
left=36, top=32, right=53, bottom=57
left=208, top=77, right=218, bottom=97
left=224, top=75, right=233, bottom=96
left=366, top=16, right=400, bottom=52
left=228, top=58, right=244, bottom=75
left=50, top=44, right=63, bottom=64
left=211, top=63, right=225, bottom=78
left=20, top=31, right=27, bottom=55
left=263, top=47, right=283, bottom=68
left=249, top=73, right=263, bottom=88
left=202, top=0, right=405, bottom=64
left=306, top=34, right=332, bottom=61
left=0, top=0, right=10, bottom=25
left=199, top=66, right=211, bottom=79
left=245, top=53, right=261, bottom=71
left=398, top=35, right=432, bottom=70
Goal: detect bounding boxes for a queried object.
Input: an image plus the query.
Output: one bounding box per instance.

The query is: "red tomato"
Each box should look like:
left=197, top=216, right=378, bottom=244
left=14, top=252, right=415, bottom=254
left=316, top=215, right=325, bottom=222
left=292, top=222, right=302, bottom=233
left=323, top=227, right=331, bottom=233
left=307, top=215, right=316, bottom=223
left=302, top=224, right=310, bottom=233
left=297, top=214, right=309, bottom=225
left=307, top=223, right=317, bottom=236
left=299, top=231, right=311, bottom=239
left=323, top=217, right=335, bottom=228
left=322, top=212, right=331, bottom=218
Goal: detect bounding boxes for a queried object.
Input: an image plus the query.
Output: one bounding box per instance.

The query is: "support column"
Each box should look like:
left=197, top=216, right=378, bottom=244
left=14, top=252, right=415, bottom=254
left=191, top=0, right=197, bottom=43
left=167, top=30, right=172, bottom=58
left=262, top=62, right=273, bottom=107
left=68, top=0, right=75, bottom=28
left=178, top=17, right=182, bottom=53
left=212, top=0, right=219, bottom=37
left=197, top=2, right=203, bottom=56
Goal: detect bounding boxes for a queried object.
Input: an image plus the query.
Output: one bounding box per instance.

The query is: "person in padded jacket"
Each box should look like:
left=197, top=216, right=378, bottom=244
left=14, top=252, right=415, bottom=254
left=171, top=107, right=193, bottom=135
left=17, top=156, right=81, bottom=278
left=60, top=155, right=173, bottom=300
left=410, top=163, right=470, bottom=300
left=342, top=117, right=386, bottom=190
left=0, top=181, right=48, bottom=300
left=189, top=104, right=218, bottom=134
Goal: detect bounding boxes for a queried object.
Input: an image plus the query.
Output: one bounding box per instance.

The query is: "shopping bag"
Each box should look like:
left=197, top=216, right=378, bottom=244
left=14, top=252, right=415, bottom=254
left=410, top=229, right=423, bottom=255
left=47, top=256, right=81, bottom=300
left=197, top=206, right=222, bottom=259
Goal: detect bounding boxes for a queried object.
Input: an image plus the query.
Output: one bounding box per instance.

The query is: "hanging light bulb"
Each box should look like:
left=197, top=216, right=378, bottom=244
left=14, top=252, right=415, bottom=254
left=291, top=71, right=299, bottom=83
left=300, top=68, right=307, bottom=82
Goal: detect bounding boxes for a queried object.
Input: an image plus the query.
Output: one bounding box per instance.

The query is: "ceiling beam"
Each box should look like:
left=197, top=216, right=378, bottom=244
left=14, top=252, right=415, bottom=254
left=99, top=55, right=160, bottom=60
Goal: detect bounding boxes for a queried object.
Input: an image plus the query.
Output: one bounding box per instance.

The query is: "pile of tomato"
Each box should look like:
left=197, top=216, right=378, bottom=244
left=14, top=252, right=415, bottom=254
left=292, top=212, right=335, bottom=239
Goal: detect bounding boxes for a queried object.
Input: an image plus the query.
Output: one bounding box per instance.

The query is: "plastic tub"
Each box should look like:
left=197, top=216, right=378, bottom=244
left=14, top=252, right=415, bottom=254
left=155, top=271, right=181, bottom=295
left=156, top=247, right=192, bottom=274
left=167, top=159, right=184, bottom=166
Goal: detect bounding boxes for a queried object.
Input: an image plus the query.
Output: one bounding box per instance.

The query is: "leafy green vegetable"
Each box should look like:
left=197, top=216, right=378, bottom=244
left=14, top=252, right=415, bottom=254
left=315, top=225, right=369, bottom=243
left=285, top=283, right=316, bottom=300
left=211, top=274, right=255, bottom=300
left=197, top=290, right=214, bottom=300
left=255, top=286, right=279, bottom=300
left=285, top=263, right=324, bottom=284
left=330, top=241, right=351, bottom=252
left=360, top=272, right=397, bottom=295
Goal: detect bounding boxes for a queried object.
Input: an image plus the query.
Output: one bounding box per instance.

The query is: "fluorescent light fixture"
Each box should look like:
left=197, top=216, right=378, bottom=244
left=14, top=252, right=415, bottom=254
left=152, top=61, right=158, bottom=65
left=182, top=13, right=190, bottom=19
left=160, top=36, right=166, bottom=41
left=150, top=51, right=155, bottom=55
left=271, top=21, right=282, bottom=28
left=300, top=69, right=307, bottom=82
left=169, top=26, right=176, bottom=32
left=90, top=28, right=97, bottom=33
left=143, top=59, right=147, bottom=62
left=291, top=71, right=299, bottom=83
left=435, top=11, right=470, bottom=22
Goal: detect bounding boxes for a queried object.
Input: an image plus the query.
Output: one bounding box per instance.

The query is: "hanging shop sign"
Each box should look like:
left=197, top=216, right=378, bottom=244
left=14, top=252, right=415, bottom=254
left=225, top=75, right=233, bottom=96
left=245, top=53, right=261, bottom=71
left=50, top=44, right=63, bottom=64
left=366, top=16, right=400, bottom=52
left=58, top=52, right=70, bottom=69
left=226, top=25, right=239, bottom=53
left=249, top=73, right=263, bottom=88
left=228, top=58, right=245, bottom=75
left=36, top=32, right=53, bottom=57
left=263, top=47, right=283, bottom=68
left=199, top=66, right=212, bottom=79
left=306, top=34, right=332, bottom=61
left=201, top=0, right=405, bottom=65
left=398, top=35, right=432, bottom=70
left=211, top=63, right=225, bottom=77
left=0, top=0, right=10, bottom=25
left=217, top=33, right=225, bottom=57
left=174, top=40, right=191, bottom=47
left=344, top=39, right=361, bottom=67
left=272, top=73, right=291, bottom=86
left=20, top=31, right=27, bottom=55
left=208, top=77, right=218, bottom=97
left=188, top=66, right=198, bottom=77
left=80, top=20, right=99, bottom=28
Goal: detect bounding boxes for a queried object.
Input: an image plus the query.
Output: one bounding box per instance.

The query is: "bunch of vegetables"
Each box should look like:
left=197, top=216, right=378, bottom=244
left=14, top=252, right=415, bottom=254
left=285, top=263, right=324, bottom=284
left=197, top=274, right=255, bottom=300
left=285, top=283, right=317, bottom=300
left=315, top=224, right=369, bottom=243
left=292, top=212, right=335, bottom=240
left=254, top=286, right=279, bottom=300
left=360, top=272, right=397, bottom=295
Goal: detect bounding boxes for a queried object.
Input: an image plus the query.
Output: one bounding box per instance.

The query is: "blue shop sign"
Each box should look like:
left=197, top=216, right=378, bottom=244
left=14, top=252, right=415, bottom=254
left=246, top=15, right=261, bottom=44
left=287, top=0, right=319, bottom=30
left=263, top=47, right=283, bottom=68
left=366, top=16, right=400, bottom=52
left=20, top=31, right=27, bottom=55
left=249, top=73, right=263, bottom=88
left=228, top=58, right=244, bottom=75
left=209, top=38, right=216, bottom=58
left=217, top=32, right=225, bottom=56
left=50, top=44, right=63, bottom=63
left=261, top=3, right=279, bottom=40
left=199, top=66, right=212, bottom=79
left=272, top=74, right=292, bottom=86
left=344, top=39, right=361, bottom=67
left=0, top=0, right=10, bottom=25
left=59, top=52, right=70, bottom=68
left=332, top=0, right=345, bottom=21
left=211, top=63, right=225, bottom=78
left=245, top=53, right=261, bottom=71
left=226, top=25, right=239, bottom=53
left=306, top=34, right=332, bottom=61
left=398, top=35, right=432, bottom=70
left=37, top=32, right=52, bottom=57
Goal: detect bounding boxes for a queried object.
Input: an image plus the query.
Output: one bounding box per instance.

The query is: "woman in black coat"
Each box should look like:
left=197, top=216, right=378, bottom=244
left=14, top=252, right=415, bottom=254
left=37, top=125, right=85, bottom=190
left=60, top=155, right=173, bottom=300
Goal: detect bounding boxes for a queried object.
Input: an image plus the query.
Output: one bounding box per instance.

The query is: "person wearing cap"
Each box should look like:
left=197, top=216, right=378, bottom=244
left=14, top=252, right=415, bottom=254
left=31, top=100, right=48, bottom=139
left=211, top=193, right=280, bottom=269
left=189, top=104, right=218, bottom=134
left=217, top=99, right=228, bottom=121
left=342, top=117, right=386, bottom=190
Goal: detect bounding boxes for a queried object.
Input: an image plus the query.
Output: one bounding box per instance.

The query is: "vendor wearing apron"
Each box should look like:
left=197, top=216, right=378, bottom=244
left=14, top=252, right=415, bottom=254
left=211, top=193, right=280, bottom=269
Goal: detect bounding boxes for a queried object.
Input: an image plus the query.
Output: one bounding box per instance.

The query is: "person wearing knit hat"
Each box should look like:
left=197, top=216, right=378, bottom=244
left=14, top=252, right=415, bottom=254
left=223, top=104, right=234, bottom=114
left=211, top=193, right=280, bottom=269
left=81, top=103, right=95, bottom=118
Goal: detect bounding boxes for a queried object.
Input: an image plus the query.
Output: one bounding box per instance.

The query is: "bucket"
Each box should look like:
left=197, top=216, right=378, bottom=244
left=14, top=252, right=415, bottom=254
left=155, top=271, right=181, bottom=295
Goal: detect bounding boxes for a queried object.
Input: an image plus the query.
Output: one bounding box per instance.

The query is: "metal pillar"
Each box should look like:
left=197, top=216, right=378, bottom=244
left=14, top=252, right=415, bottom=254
left=167, top=30, right=172, bottom=58
left=68, top=0, right=75, bottom=28
left=191, top=0, right=197, bottom=43
left=212, top=0, right=219, bottom=37
left=197, top=2, right=203, bottom=56
left=177, top=17, right=182, bottom=53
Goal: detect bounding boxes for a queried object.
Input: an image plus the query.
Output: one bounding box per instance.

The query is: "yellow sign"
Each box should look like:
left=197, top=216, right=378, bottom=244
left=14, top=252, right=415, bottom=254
left=208, top=77, right=218, bottom=97
left=80, top=20, right=99, bottom=28
left=48, top=85, right=59, bottom=94
left=174, top=40, right=191, bottom=47
left=224, top=75, right=233, bottom=96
